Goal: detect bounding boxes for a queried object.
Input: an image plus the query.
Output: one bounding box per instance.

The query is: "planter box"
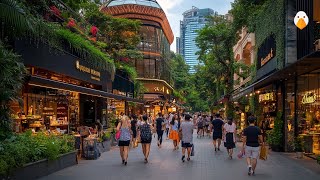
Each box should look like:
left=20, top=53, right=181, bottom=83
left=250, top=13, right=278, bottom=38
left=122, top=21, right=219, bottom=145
left=7, top=151, right=77, bottom=180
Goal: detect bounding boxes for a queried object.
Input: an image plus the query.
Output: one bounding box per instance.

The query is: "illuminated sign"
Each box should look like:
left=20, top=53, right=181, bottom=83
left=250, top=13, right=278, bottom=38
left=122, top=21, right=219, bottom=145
left=302, top=92, right=317, bottom=104
left=76, top=61, right=101, bottom=81
left=259, top=93, right=275, bottom=102
left=261, top=48, right=274, bottom=66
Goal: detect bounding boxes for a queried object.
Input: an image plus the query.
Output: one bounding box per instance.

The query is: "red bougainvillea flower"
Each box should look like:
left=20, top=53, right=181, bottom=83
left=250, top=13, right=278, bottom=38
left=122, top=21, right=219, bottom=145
left=120, top=57, right=129, bottom=62
left=50, top=6, right=61, bottom=17
left=67, top=18, right=76, bottom=28
left=90, top=26, right=98, bottom=37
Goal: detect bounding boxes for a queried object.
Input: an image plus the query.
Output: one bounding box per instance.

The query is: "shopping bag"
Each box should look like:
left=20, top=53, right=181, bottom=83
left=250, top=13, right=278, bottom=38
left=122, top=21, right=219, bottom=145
left=191, top=144, right=195, bottom=156
left=115, top=130, right=121, bottom=140
left=259, top=145, right=268, bottom=160
left=237, top=150, right=245, bottom=159
left=134, top=139, right=139, bottom=148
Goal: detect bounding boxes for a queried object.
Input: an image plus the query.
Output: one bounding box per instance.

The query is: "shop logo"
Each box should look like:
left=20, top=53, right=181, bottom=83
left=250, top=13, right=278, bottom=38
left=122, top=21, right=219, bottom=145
left=294, top=11, right=309, bottom=30
left=302, top=92, right=317, bottom=104
left=261, top=48, right=274, bottom=66
left=259, top=93, right=275, bottom=102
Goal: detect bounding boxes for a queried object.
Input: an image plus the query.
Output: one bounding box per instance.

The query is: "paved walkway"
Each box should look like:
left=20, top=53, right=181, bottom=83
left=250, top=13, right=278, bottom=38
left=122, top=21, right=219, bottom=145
left=39, top=134, right=320, bottom=180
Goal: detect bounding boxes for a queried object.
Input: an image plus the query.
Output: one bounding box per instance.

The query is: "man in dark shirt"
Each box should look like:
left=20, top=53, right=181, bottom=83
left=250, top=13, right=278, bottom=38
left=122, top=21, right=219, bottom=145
left=156, top=113, right=165, bottom=148
left=242, top=116, right=264, bottom=176
left=211, top=113, right=224, bottom=151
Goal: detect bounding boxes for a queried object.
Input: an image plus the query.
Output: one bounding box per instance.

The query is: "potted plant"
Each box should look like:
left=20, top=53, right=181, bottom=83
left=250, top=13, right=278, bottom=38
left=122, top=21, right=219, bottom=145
left=266, top=112, right=284, bottom=151
left=316, top=155, right=320, bottom=165
left=294, top=137, right=304, bottom=159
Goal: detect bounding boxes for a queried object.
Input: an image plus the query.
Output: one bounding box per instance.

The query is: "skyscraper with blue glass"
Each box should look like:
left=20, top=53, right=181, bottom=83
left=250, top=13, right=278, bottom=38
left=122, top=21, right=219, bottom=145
left=178, top=7, right=215, bottom=73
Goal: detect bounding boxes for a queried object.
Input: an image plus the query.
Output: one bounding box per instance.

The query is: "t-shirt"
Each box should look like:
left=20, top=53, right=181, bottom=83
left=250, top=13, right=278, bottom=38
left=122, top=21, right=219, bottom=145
left=211, top=118, right=224, bottom=133
left=243, top=126, right=262, bottom=147
left=156, top=117, right=164, bottom=131
left=131, top=119, right=137, bottom=131
left=181, top=121, right=194, bottom=143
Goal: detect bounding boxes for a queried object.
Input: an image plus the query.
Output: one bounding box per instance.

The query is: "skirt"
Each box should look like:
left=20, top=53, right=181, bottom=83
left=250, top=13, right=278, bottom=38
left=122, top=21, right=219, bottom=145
left=169, top=130, right=180, bottom=141
left=118, top=140, right=130, bottom=146
left=224, top=133, right=235, bottom=149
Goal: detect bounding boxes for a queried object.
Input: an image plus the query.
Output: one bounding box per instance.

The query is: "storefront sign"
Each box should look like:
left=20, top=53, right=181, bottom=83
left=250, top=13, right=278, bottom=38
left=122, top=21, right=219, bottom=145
left=257, top=35, right=276, bottom=69
left=261, top=48, right=274, bottom=66
left=259, top=93, right=275, bottom=102
left=76, top=61, right=101, bottom=81
left=302, top=92, right=317, bottom=104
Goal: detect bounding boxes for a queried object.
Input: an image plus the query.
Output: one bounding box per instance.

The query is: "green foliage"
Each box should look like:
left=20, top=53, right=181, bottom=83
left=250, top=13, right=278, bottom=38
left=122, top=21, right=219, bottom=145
left=0, top=131, right=75, bottom=177
left=134, top=80, right=147, bottom=99
left=267, top=112, right=283, bottom=147
left=0, top=44, right=26, bottom=140
left=317, top=156, right=320, bottom=165
left=107, top=113, right=117, bottom=128
left=55, top=28, right=115, bottom=73
left=294, top=136, right=303, bottom=152
left=116, top=63, right=137, bottom=81
left=0, top=0, right=32, bottom=37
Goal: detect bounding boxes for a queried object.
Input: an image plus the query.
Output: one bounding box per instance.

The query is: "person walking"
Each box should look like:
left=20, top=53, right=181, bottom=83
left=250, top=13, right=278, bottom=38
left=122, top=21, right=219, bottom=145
left=156, top=113, right=165, bottom=148
left=169, top=115, right=180, bottom=150
left=180, top=114, right=194, bottom=162
left=211, top=113, right=224, bottom=151
left=197, top=115, right=204, bottom=138
left=223, top=117, right=237, bottom=159
left=116, top=115, right=131, bottom=165
left=242, top=116, right=264, bottom=176
left=140, top=115, right=153, bottom=163
left=165, top=114, right=171, bottom=140
left=131, top=115, right=138, bottom=147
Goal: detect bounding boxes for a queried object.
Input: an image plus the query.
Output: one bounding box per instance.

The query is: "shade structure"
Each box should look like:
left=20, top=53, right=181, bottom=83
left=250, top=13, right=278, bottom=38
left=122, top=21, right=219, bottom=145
left=107, top=0, right=161, bottom=9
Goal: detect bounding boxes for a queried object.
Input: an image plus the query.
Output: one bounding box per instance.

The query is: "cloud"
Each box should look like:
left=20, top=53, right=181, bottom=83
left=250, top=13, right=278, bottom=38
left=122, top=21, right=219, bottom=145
left=157, top=0, right=183, bottom=13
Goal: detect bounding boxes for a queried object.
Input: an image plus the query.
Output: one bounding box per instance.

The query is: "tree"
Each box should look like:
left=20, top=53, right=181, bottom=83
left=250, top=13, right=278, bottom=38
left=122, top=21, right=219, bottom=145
left=196, top=16, right=236, bottom=117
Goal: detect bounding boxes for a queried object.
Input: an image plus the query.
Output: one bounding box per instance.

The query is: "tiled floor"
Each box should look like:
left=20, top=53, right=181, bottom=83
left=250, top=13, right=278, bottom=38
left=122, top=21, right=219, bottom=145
left=39, top=134, right=320, bottom=180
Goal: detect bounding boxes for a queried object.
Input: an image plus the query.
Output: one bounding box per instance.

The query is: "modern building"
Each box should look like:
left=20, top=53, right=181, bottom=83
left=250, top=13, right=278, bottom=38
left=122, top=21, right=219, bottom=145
left=176, top=37, right=181, bottom=54
left=232, top=0, right=320, bottom=155
left=178, top=6, right=215, bottom=73
left=102, top=0, right=178, bottom=116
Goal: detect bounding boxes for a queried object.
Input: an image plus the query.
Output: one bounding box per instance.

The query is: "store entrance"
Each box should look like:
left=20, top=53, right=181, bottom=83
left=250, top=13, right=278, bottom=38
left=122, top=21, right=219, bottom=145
left=80, top=94, right=96, bottom=126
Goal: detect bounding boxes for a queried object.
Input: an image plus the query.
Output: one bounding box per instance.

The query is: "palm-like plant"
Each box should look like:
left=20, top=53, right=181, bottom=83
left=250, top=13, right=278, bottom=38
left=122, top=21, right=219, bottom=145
left=0, top=43, right=26, bottom=139
left=0, top=0, right=32, bottom=37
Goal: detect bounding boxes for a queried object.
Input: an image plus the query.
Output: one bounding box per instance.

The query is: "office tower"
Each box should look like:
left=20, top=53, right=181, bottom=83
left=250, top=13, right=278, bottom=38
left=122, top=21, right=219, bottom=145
left=179, top=7, right=215, bottom=73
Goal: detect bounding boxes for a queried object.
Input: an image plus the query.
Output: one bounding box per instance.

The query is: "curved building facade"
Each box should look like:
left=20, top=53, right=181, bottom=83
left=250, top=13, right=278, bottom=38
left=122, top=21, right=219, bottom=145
left=102, top=0, right=176, bottom=115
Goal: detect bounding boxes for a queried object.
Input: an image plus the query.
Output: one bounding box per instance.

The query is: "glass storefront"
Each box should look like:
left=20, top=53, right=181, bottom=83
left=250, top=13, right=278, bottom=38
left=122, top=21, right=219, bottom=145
left=296, top=73, right=320, bottom=155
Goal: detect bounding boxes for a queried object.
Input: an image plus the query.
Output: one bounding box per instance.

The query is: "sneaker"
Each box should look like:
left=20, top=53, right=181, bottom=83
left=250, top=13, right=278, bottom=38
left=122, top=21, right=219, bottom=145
left=252, top=171, right=255, bottom=176
left=144, top=158, right=148, bottom=163
left=182, top=155, right=185, bottom=162
left=218, top=148, right=220, bottom=151
left=248, top=167, right=252, bottom=176
left=187, top=157, right=190, bottom=161
left=215, top=148, right=217, bottom=152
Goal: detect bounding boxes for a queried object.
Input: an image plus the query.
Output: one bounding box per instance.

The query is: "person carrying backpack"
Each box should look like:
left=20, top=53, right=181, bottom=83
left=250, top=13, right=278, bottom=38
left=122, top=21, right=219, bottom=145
left=140, top=115, right=153, bottom=163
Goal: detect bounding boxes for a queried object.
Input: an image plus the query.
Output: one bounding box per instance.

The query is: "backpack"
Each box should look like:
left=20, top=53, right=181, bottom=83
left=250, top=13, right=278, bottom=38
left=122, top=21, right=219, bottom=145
left=140, top=124, right=152, bottom=140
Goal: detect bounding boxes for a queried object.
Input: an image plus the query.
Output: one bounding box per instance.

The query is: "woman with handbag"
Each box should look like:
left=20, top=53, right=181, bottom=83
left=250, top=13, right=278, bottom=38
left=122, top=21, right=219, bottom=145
left=140, top=115, right=153, bottom=163
left=116, top=115, right=131, bottom=165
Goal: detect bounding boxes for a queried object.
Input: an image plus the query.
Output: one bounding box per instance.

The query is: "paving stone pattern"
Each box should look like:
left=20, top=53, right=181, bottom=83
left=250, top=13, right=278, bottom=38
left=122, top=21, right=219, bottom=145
left=39, top=133, right=320, bottom=180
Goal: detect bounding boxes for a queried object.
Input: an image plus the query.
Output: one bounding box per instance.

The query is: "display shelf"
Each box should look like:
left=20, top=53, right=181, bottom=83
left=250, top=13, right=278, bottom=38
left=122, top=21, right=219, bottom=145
left=50, top=124, right=69, bottom=126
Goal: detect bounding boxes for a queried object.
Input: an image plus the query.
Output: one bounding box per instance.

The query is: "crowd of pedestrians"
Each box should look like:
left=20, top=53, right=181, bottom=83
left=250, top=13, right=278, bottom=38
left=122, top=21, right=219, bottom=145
left=115, top=112, right=265, bottom=176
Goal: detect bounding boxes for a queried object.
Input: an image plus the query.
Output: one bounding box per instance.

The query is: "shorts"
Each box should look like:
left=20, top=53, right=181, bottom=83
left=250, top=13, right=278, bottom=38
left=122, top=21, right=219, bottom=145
left=141, top=139, right=152, bottom=144
left=181, top=141, right=193, bottom=148
left=212, top=132, right=222, bottom=140
left=118, top=140, right=130, bottom=146
left=245, top=146, right=260, bottom=159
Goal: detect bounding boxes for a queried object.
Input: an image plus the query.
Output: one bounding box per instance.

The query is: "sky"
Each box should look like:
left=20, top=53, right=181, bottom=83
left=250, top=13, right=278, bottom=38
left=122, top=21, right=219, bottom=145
left=157, top=0, right=234, bottom=52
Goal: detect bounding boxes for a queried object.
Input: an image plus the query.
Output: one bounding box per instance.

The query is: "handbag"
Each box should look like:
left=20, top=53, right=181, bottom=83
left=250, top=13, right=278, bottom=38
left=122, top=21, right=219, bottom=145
left=191, top=144, right=195, bottom=156
left=115, top=130, right=121, bottom=140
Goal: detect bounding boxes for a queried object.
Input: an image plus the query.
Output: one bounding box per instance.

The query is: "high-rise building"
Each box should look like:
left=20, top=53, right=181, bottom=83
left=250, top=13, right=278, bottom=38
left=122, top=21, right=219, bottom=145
left=178, top=7, right=215, bottom=73
left=176, top=37, right=181, bottom=54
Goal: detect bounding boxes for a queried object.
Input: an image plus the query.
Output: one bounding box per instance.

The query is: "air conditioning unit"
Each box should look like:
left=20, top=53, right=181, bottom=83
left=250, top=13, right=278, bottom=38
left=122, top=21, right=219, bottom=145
left=315, top=39, right=320, bottom=51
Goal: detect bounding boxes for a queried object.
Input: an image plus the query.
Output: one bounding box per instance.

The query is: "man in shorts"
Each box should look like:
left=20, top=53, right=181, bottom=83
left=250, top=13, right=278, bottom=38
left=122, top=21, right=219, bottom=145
left=242, top=116, right=264, bottom=176
left=211, top=113, right=224, bottom=151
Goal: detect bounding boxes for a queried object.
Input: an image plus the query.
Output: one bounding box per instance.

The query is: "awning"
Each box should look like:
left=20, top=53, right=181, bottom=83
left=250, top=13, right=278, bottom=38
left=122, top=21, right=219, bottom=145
left=232, top=51, right=320, bottom=101
left=143, top=94, right=165, bottom=101
left=28, top=76, right=144, bottom=104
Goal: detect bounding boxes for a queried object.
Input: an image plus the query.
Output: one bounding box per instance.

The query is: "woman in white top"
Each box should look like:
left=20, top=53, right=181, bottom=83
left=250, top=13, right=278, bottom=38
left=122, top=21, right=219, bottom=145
left=223, top=117, right=237, bottom=159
